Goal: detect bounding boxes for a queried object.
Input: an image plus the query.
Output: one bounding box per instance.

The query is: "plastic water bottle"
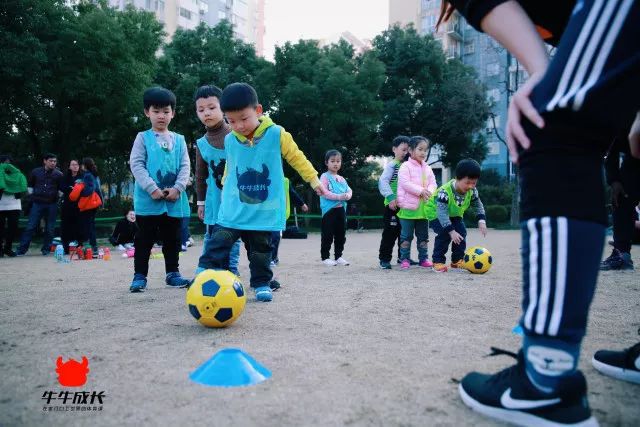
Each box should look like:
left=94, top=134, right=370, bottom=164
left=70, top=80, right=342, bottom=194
left=98, top=247, right=104, bottom=260
left=55, top=244, right=64, bottom=262
left=103, top=247, right=111, bottom=261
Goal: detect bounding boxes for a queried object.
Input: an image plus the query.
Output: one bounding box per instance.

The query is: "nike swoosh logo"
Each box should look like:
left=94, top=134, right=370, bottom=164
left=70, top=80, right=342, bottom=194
left=500, top=388, right=562, bottom=410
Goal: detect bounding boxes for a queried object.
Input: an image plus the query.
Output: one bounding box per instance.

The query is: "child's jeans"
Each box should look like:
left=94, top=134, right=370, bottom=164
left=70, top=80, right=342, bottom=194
left=430, top=217, right=467, bottom=264
left=399, top=218, right=429, bottom=263
left=203, top=224, right=240, bottom=275
left=198, top=225, right=271, bottom=288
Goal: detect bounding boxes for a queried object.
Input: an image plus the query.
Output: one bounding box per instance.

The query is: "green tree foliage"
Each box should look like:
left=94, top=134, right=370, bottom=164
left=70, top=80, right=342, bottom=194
left=271, top=39, right=385, bottom=210
left=0, top=0, right=163, bottom=169
left=372, top=25, right=490, bottom=167
left=155, top=21, right=275, bottom=145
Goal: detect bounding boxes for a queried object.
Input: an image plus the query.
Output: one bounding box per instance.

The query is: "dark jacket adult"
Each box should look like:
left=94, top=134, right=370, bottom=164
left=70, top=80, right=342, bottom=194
left=29, top=166, right=63, bottom=204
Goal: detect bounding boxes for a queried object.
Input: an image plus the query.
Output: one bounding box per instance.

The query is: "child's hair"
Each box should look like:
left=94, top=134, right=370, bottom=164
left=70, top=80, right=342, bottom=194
left=392, top=135, right=410, bottom=147
left=143, top=87, right=176, bottom=110
left=82, top=157, right=99, bottom=177
left=324, top=149, right=342, bottom=164
left=193, top=84, right=223, bottom=103
left=220, top=83, right=258, bottom=112
left=43, top=153, right=57, bottom=161
left=455, top=159, right=481, bottom=179
left=405, top=136, right=430, bottom=160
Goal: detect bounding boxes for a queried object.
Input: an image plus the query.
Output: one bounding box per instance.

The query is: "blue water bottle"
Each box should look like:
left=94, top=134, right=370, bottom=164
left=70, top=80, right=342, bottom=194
left=55, top=244, right=64, bottom=262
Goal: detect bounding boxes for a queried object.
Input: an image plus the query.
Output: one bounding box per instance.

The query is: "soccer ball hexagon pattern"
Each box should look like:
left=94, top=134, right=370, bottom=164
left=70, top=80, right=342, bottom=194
left=186, top=270, right=247, bottom=328
left=463, top=246, right=493, bottom=274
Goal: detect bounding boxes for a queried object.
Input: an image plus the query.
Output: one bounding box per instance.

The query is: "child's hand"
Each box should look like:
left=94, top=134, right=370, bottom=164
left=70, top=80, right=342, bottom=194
left=421, top=189, right=432, bottom=199
left=301, top=204, right=309, bottom=212
left=197, top=205, right=205, bottom=221
left=314, top=184, right=326, bottom=196
left=478, top=220, right=487, bottom=237
left=449, top=230, right=464, bottom=245
left=163, top=188, right=180, bottom=202
left=389, top=200, right=398, bottom=210
left=151, top=189, right=165, bottom=200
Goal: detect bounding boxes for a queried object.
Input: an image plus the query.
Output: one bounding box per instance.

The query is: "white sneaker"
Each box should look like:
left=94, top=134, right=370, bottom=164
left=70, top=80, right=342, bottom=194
left=124, top=243, right=134, bottom=250
left=336, top=257, right=350, bottom=266
left=116, top=244, right=126, bottom=251
left=186, top=237, right=194, bottom=247
left=322, top=259, right=337, bottom=266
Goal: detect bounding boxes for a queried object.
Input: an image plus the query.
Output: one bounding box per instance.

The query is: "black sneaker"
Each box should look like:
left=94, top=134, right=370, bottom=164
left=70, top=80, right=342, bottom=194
left=269, top=280, right=281, bottom=291
left=459, top=348, right=597, bottom=427
left=3, top=249, right=16, bottom=258
left=600, top=249, right=634, bottom=271
left=592, top=342, right=640, bottom=384
left=379, top=261, right=392, bottom=269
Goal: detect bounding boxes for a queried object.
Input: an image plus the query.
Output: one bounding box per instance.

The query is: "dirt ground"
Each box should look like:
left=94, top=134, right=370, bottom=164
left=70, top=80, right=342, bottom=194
left=1, top=229, right=638, bottom=427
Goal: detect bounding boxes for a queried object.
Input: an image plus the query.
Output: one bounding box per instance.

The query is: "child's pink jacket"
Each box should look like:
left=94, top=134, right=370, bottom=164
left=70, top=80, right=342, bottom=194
left=397, top=157, right=437, bottom=210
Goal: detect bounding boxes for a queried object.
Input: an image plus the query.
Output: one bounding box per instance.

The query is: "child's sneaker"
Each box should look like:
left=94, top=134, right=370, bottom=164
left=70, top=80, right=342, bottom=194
left=269, top=280, right=281, bottom=291
left=400, top=260, right=410, bottom=269
left=130, top=274, right=147, bottom=293
left=322, top=258, right=337, bottom=266
left=592, top=341, right=640, bottom=384
left=450, top=260, right=465, bottom=269
left=166, top=272, right=190, bottom=288
left=419, top=260, right=433, bottom=268
left=254, top=285, right=273, bottom=302
left=116, top=244, right=126, bottom=251
left=459, top=349, right=597, bottom=427
left=432, top=263, right=448, bottom=273
left=336, top=257, right=350, bottom=266
left=379, top=261, right=392, bottom=270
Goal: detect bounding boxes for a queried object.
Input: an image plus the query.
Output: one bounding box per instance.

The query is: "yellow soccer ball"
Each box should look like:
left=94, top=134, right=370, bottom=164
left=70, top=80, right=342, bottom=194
left=186, top=270, right=247, bottom=328
left=463, top=246, right=493, bottom=274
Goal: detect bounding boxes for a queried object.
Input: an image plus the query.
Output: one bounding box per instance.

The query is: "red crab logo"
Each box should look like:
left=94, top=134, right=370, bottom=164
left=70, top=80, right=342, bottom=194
left=56, top=356, right=89, bottom=387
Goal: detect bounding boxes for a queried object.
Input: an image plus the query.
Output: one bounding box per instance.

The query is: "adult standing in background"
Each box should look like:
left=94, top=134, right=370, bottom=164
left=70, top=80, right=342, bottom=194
left=60, top=159, right=82, bottom=254
left=77, top=158, right=102, bottom=254
left=16, top=153, right=63, bottom=256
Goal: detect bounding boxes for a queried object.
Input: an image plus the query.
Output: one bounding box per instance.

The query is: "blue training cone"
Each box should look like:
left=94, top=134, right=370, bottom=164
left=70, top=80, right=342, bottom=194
left=189, top=348, right=271, bottom=387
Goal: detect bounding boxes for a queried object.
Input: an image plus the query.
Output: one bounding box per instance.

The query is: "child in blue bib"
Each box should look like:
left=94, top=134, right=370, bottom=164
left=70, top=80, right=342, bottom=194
left=196, top=83, right=325, bottom=302
left=128, top=87, right=191, bottom=292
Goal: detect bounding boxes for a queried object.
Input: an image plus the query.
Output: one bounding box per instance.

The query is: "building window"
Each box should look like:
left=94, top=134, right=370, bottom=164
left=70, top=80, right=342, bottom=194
left=487, top=88, right=501, bottom=103
left=486, top=62, right=500, bottom=77
left=464, top=40, right=475, bottom=55
left=179, top=7, right=192, bottom=19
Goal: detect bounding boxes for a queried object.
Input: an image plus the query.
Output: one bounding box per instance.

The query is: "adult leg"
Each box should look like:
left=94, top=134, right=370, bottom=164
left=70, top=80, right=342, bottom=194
left=17, top=202, right=45, bottom=254
left=4, top=210, right=19, bottom=254
left=0, top=211, right=6, bottom=253
left=87, top=209, right=98, bottom=251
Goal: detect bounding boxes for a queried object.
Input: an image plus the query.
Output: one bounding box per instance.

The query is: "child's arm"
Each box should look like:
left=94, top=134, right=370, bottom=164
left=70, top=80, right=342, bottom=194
left=398, top=165, right=423, bottom=196
left=435, top=189, right=454, bottom=233
left=378, top=162, right=395, bottom=200
left=320, top=174, right=346, bottom=201
left=344, top=178, right=353, bottom=201
left=280, top=129, right=322, bottom=192
left=129, top=133, right=161, bottom=196
left=471, top=188, right=488, bottom=236
left=425, top=166, right=437, bottom=195
left=174, top=138, right=191, bottom=193
left=195, top=146, right=208, bottom=220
